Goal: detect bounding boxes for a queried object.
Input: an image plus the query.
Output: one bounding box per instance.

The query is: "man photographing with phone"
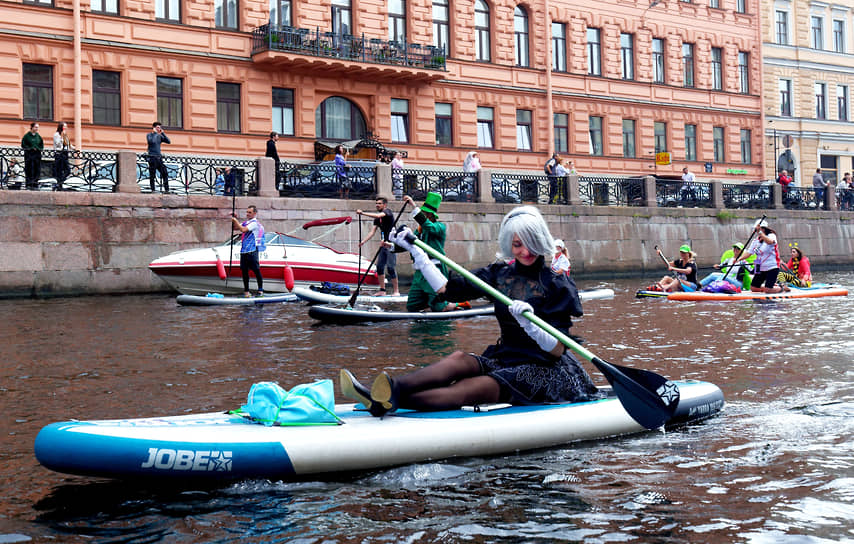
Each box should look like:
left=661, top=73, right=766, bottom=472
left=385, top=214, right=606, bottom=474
left=146, top=121, right=171, bottom=193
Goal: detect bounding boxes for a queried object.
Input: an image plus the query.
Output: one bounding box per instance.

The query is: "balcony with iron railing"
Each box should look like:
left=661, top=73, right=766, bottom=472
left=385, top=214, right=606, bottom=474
left=251, top=25, right=446, bottom=80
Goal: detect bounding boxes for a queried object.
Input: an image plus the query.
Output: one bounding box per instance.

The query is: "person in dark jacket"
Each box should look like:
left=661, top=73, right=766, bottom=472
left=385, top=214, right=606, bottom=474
left=21, top=122, right=43, bottom=190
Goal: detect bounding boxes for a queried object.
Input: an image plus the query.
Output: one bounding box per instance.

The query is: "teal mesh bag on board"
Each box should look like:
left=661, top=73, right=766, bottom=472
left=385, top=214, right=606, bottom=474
left=235, top=380, right=343, bottom=426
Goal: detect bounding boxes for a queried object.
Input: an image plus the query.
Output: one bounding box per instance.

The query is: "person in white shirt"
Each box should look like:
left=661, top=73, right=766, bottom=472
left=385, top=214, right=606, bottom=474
left=680, top=167, right=696, bottom=203
left=551, top=239, right=570, bottom=275
left=734, top=219, right=786, bottom=293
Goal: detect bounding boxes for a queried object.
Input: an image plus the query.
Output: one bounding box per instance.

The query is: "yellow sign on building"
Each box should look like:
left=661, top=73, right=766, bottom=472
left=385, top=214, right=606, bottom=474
left=655, top=152, right=672, bottom=166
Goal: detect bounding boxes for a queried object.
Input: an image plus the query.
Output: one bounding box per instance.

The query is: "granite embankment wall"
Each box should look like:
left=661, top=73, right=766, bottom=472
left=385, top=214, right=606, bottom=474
left=1, top=191, right=853, bottom=297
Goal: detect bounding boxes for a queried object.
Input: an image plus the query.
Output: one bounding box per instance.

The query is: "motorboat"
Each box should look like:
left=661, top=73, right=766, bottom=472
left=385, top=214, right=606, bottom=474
left=149, top=216, right=378, bottom=295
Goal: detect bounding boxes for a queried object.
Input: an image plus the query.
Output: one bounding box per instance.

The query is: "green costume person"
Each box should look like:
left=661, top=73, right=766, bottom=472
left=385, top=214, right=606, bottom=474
left=405, top=192, right=451, bottom=312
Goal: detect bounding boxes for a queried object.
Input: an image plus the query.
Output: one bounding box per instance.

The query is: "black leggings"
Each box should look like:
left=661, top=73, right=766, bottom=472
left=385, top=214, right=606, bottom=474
left=240, top=250, right=263, bottom=292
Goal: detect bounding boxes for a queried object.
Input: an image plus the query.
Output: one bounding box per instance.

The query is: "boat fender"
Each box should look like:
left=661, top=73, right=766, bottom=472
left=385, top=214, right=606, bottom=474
left=215, top=254, right=227, bottom=280
left=283, top=264, right=295, bottom=292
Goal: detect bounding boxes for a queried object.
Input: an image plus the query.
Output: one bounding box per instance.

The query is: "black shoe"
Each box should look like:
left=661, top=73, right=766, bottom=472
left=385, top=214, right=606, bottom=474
left=371, top=372, right=399, bottom=413
left=339, top=369, right=377, bottom=412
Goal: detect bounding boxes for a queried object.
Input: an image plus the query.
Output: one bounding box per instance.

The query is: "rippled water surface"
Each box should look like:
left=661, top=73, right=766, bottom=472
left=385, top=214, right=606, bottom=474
left=1, top=272, right=853, bottom=543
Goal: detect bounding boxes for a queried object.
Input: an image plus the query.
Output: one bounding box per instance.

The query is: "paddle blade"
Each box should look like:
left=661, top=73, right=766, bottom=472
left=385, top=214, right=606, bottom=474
left=283, top=264, right=295, bottom=292
left=590, top=357, right=680, bottom=429
left=215, top=254, right=227, bottom=280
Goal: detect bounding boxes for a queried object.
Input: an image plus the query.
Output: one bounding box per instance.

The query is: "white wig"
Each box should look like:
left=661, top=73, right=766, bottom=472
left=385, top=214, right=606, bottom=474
left=496, top=206, right=556, bottom=261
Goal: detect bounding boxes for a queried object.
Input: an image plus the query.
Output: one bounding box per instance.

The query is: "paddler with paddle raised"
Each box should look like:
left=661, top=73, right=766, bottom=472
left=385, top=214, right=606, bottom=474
left=340, top=206, right=599, bottom=417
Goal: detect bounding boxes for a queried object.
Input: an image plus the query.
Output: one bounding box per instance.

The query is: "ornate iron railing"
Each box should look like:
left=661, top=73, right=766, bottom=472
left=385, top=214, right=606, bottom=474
left=136, top=154, right=257, bottom=195
left=278, top=163, right=376, bottom=199
left=722, top=183, right=772, bottom=209
left=0, top=148, right=118, bottom=192
left=403, top=169, right=477, bottom=202
left=655, top=180, right=713, bottom=208
left=578, top=176, right=646, bottom=207
left=252, top=25, right=446, bottom=71
left=489, top=173, right=556, bottom=204
left=782, top=186, right=824, bottom=210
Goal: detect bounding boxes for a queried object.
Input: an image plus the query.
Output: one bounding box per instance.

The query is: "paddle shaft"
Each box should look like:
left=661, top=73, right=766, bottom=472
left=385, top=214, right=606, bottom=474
left=227, top=187, right=237, bottom=287
left=347, top=201, right=409, bottom=306
left=721, top=214, right=765, bottom=282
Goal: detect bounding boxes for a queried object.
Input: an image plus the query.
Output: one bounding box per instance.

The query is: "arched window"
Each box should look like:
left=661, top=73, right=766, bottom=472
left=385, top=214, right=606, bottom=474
left=514, top=6, right=529, bottom=67
left=475, top=0, right=490, bottom=62
left=315, top=96, right=367, bottom=140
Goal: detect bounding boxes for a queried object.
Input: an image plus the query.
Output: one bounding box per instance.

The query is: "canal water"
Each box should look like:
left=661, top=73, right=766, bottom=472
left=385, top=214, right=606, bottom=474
left=1, top=272, right=852, bottom=543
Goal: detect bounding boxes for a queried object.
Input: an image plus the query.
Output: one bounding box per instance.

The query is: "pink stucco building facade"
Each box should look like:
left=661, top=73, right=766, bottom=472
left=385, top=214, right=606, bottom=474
left=0, top=0, right=763, bottom=179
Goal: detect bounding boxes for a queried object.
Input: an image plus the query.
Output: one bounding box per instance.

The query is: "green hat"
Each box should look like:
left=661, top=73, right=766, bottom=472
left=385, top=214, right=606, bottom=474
left=422, top=192, right=442, bottom=216
left=679, top=244, right=692, bottom=253
left=733, top=242, right=744, bottom=250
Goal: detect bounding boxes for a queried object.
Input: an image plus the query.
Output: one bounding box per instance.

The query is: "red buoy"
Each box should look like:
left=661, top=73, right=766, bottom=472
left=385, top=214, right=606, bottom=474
left=215, top=254, right=227, bottom=280
left=283, top=264, right=295, bottom=291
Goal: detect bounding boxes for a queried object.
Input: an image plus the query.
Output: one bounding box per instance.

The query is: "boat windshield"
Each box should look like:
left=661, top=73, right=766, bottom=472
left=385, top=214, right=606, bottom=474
left=222, top=232, right=317, bottom=248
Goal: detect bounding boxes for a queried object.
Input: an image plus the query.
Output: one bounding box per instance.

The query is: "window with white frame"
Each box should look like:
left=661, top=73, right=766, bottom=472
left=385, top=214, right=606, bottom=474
left=475, top=0, right=490, bottom=62
left=622, top=119, right=636, bottom=158
left=711, top=47, right=723, bottom=91
left=435, top=102, right=452, bottom=146
left=780, top=79, right=792, bottom=116
left=738, top=51, right=749, bottom=94
left=156, top=0, right=179, bottom=21
left=683, top=42, right=694, bottom=87
left=588, top=28, right=601, bottom=76
left=516, top=109, right=532, bottom=151
left=816, top=82, right=827, bottom=119
left=621, top=33, right=634, bottom=80
left=552, top=23, right=566, bottom=71
left=554, top=113, right=568, bottom=153
left=811, top=16, right=824, bottom=49
left=685, top=124, right=697, bottom=161
left=838, top=85, right=849, bottom=121
left=775, top=10, right=789, bottom=45
left=652, top=38, right=665, bottom=83
left=390, top=98, right=409, bottom=143
left=740, top=129, right=751, bottom=164
left=713, top=126, right=724, bottom=162
left=833, top=19, right=845, bottom=53
left=389, top=0, right=406, bottom=42
left=272, top=88, right=294, bottom=136
left=514, top=6, right=529, bottom=67
left=476, top=106, right=493, bottom=148
left=589, top=116, right=603, bottom=156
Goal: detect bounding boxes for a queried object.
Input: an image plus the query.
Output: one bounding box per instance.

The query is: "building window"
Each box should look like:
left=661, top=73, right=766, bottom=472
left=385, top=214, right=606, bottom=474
left=389, top=0, right=406, bottom=43
left=390, top=98, right=409, bottom=143
left=554, top=113, right=568, bottom=153
left=713, top=126, right=724, bottom=162
left=816, top=82, right=827, bottom=119
left=476, top=106, right=494, bottom=148
left=432, top=0, right=449, bottom=53
left=685, top=124, right=697, bottom=161
left=23, top=63, right=53, bottom=121
left=516, top=109, right=532, bottom=151
left=780, top=79, right=792, bottom=116
left=156, top=76, right=182, bottom=129
left=332, top=0, right=351, bottom=35
left=272, top=87, right=294, bottom=136
left=315, top=96, right=367, bottom=140
left=589, top=116, right=603, bottom=156
left=215, top=0, right=237, bottom=29
left=820, top=155, right=838, bottom=184
left=93, top=70, right=120, bottom=126
left=738, top=52, right=749, bottom=94
left=654, top=121, right=667, bottom=153
left=475, top=0, right=490, bottom=62
left=622, top=119, right=636, bottom=158
left=587, top=27, right=601, bottom=76
left=435, top=102, right=452, bottom=146
left=711, top=47, right=723, bottom=91
left=652, top=38, right=665, bottom=84
left=811, top=16, right=824, bottom=49
left=833, top=19, right=845, bottom=53
left=552, top=23, right=566, bottom=72
left=838, top=85, right=849, bottom=121
left=24, top=0, right=52, bottom=4
left=514, top=6, right=529, bottom=67
left=682, top=42, right=694, bottom=87
left=269, top=0, right=291, bottom=26
left=92, top=0, right=118, bottom=14
left=620, top=33, right=634, bottom=80
left=156, top=0, right=180, bottom=22
left=710, top=0, right=719, bottom=8
left=740, top=129, right=751, bottom=164
left=775, top=11, right=789, bottom=45
left=216, top=82, right=240, bottom=133
left=736, top=0, right=745, bottom=13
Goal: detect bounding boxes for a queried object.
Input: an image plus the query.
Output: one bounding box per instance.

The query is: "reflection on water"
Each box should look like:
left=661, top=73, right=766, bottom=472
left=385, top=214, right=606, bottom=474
left=1, top=272, right=853, bottom=543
